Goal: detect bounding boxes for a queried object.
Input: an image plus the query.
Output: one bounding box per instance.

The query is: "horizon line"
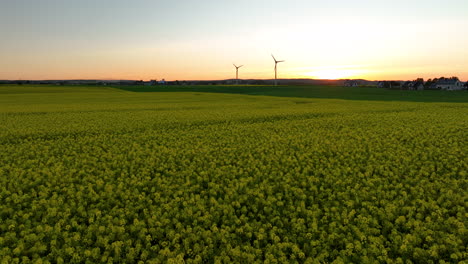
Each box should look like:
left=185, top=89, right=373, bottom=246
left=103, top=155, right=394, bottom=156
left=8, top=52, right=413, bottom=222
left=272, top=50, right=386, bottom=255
left=2, top=77, right=466, bottom=82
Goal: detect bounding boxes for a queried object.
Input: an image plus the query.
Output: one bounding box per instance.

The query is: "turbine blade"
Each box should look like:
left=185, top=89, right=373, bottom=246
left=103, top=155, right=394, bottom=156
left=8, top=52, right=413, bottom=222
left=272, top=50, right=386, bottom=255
left=278, top=60, right=285, bottom=63
left=233, top=64, right=237, bottom=67
left=271, top=54, right=277, bottom=62
left=239, top=65, right=244, bottom=68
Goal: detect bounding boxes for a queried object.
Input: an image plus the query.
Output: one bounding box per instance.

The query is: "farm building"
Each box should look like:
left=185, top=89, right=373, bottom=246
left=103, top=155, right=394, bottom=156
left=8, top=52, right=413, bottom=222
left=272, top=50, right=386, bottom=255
left=378, top=81, right=402, bottom=89
left=144, top=80, right=157, bottom=86
left=435, top=79, right=464, bottom=90
left=401, top=81, right=411, bottom=90
left=401, top=79, right=424, bottom=90
left=408, top=80, right=424, bottom=90
left=344, top=80, right=359, bottom=87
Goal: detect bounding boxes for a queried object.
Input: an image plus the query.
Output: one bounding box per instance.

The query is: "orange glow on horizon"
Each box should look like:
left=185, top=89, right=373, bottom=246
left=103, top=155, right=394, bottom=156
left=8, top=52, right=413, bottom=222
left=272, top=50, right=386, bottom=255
left=2, top=1, right=468, bottom=82
left=304, top=68, right=364, bottom=80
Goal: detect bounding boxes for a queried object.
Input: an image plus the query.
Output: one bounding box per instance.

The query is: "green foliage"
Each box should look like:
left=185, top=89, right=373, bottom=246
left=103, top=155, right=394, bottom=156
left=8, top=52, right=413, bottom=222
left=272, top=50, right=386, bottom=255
left=115, top=84, right=468, bottom=103
left=0, top=85, right=467, bottom=262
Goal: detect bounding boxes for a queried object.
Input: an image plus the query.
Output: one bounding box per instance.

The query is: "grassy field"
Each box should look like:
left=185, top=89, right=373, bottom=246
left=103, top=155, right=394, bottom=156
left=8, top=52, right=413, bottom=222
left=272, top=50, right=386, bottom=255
left=0, top=85, right=467, bottom=263
left=117, top=84, right=468, bottom=103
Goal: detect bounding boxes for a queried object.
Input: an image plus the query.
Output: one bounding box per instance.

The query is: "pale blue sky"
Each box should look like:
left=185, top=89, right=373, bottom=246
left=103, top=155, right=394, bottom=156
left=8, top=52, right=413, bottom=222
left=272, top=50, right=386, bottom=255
left=1, top=0, right=467, bottom=80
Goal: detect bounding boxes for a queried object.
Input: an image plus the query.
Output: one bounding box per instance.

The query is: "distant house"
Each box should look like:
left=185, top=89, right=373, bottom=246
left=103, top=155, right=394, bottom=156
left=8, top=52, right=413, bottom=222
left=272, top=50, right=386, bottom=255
left=435, top=79, right=464, bottom=90
left=401, top=81, right=411, bottom=90
left=464, top=82, right=468, bottom=89
left=399, top=79, right=425, bottom=90
left=344, top=80, right=359, bottom=87
left=408, top=80, right=424, bottom=90
left=144, top=80, right=157, bottom=86
left=426, top=82, right=438, bottom=90
left=158, top=79, right=166, bottom=85
left=377, top=81, right=402, bottom=89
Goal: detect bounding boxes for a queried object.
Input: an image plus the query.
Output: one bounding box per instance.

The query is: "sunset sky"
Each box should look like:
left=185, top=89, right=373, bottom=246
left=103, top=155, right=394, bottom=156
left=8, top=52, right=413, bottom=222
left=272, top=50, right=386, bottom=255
left=1, top=0, right=467, bottom=81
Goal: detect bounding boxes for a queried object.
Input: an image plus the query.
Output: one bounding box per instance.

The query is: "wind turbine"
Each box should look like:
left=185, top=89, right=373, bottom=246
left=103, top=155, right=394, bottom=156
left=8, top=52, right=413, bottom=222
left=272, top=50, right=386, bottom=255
left=233, top=64, right=243, bottom=85
left=271, top=54, right=285, bottom=86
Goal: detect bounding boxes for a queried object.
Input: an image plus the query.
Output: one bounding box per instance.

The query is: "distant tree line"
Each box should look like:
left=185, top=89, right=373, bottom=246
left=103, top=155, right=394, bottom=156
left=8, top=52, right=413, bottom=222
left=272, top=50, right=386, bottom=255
left=379, top=77, right=467, bottom=90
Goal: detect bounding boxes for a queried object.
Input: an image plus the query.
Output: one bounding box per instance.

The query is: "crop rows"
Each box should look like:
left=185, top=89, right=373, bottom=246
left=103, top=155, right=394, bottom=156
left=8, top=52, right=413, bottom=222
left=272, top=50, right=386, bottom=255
left=0, top=86, right=467, bottom=263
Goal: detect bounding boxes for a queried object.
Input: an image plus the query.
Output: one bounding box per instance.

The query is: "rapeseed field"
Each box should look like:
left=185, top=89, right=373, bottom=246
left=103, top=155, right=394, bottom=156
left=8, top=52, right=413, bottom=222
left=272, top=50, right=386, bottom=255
left=0, top=85, right=466, bottom=263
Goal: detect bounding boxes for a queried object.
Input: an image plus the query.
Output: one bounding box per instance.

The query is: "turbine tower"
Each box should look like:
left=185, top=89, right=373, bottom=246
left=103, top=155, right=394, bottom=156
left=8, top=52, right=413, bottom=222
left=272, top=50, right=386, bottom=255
left=272, top=54, right=285, bottom=86
left=233, top=64, right=243, bottom=85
